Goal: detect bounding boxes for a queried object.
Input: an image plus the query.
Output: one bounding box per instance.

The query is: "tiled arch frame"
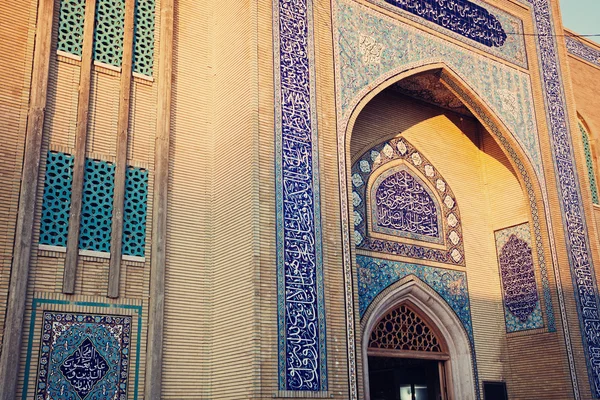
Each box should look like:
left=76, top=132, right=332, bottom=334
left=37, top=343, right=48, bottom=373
left=335, top=61, right=558, bottom=399
left=361, top=276, right=477, bottom=400
left=351, top=137, right=465, bottom=266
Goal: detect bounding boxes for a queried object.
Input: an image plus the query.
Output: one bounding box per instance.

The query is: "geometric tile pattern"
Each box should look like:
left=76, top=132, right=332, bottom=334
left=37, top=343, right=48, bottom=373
left=495, top=224, right=544, bottom=333
left=133, top=0, right=155, bottom=76
left=566, top=36, right=600, bottom=68
left=79, top=159, right=115, bottom=253
left=40, top=152, right=74, bottom=247
left=57, top=0, right=85, bottom=56
left=366, top=0, right=527, bottom=68
left=93, top=0, right=125, bottom=67
left=274, top=0, right=327, bottom=392
left=352, top=138, right=464, bottom=265
left=57, top=0, right=156, bottom=75
left=579, top=122, right=599, bottom=205
left=123, top=167, right=148, bottom=257
left=39, top=153, right=149, bottom=257
left=527, top=0, right=600, bottom=394
left=35, top=311, right=131, bottom=400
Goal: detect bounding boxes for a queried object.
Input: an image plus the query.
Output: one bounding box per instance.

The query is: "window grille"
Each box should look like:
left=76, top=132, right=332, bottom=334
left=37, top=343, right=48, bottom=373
left=40, top=153, right=148, bottom=256
left=79, top=159, right=115, bottom=252
left=40, top=152, right=75, bottom=247
left=57, top=0, right=156, bottom=76
left=580, top=122, right=599, bottom=205
left=93, top=0, right=125, bottom=67
left=123, top=166, right=148, bottom=256
left=369, top=304, right=442, bottom=352
left=57, top=0, right=85, bottom=56
left=133, top=0, right=156, bottom=76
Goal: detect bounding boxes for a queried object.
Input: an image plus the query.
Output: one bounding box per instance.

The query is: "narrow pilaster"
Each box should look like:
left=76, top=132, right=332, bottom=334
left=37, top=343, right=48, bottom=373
left=144, top=0, right=174, bottom=397
left=0, top=0, right=55, bottom=397
left=108, top=0, right=136, bottom=298
left=63, top=0, right=97, bottom=294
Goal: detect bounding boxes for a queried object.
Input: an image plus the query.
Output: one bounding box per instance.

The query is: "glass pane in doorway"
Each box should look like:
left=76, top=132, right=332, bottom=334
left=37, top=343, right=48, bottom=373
left=414, top=385, right=429, bottom=400
left=399, top=385, right=412, bottom=400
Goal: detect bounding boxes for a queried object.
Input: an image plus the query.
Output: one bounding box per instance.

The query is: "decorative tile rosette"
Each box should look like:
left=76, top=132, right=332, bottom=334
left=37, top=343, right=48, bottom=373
left=35, top=312, right=131, bottom=400
left=352, top=137, right=464, bottom=265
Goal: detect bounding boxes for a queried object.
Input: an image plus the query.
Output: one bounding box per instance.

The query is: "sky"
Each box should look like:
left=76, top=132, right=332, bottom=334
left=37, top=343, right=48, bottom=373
left=559, top=0, right=600, bottom=44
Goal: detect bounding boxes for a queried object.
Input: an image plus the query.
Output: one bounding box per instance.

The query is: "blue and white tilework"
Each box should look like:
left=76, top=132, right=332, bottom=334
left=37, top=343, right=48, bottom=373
left=334, top=0, right=543, bottom=183
left=366, top=0, right=527, bottom=68
left=35, top=311, right=131, bottom=400
left=566, top=36, right=600, bottom=68
left=273, top=0, right=327, bottom=392
left=357, top=254, right=479, bottom=397
left=527, top=0, right=600, bottom=395
left=495, top=224, right=544, bottom=333
left=352, top=137, right=465, bottom=265
left=371, top=167, right=443, bottom=243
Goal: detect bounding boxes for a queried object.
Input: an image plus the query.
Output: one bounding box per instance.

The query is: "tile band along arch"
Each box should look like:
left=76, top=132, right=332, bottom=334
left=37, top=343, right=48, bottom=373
left=273, top=0, right=328, bottom=392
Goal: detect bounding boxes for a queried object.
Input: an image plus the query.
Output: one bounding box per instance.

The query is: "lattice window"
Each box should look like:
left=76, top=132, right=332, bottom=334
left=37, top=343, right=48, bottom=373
left=580, top=122, right=599, bottom=205
left=79, top=159, right=115, bottom=252
left=40, top=152, right=75, bottom=247
left=93, top=0, right=125, bottom=67
left=133, top=0, right=155, bottom=76
left=369, top=304, right=442, bottom=352
left=123, top=166, right=148, bottom=256
left=57, top=0, right=86, bottom=56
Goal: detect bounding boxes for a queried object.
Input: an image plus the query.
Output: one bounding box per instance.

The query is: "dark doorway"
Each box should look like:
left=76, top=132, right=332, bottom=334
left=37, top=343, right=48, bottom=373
left=369, top=356, right=444, bottom=400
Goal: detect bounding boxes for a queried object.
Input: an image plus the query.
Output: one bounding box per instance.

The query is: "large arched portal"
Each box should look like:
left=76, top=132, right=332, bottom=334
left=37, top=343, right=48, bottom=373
left=348, top=69, right=551, bottom=400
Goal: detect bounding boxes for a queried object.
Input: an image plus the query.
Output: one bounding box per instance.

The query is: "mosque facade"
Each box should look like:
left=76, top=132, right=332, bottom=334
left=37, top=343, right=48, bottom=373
left=1, top=0, right=600, bottom=399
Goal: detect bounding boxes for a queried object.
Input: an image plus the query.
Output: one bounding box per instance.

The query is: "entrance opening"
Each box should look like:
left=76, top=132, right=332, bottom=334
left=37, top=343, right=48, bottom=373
left=368, top=356, right=444, bottom=400
left=367, top=302, right=450, bottom=400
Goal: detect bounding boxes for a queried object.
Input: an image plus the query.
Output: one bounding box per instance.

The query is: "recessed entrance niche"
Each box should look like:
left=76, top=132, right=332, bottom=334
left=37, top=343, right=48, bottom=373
left=352, top=69, right=546, bottom=399
left=367, top=303, right=449, bottom=400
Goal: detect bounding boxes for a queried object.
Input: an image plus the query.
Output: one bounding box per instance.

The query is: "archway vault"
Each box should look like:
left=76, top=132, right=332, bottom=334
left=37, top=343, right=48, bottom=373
left=335, top=61, right=561, bottom=400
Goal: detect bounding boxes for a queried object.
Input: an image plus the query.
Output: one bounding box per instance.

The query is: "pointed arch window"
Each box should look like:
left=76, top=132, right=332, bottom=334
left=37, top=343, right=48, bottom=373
left=579, top=121, right=599, bottom=205
left=368, top=303, right=447, bottom=356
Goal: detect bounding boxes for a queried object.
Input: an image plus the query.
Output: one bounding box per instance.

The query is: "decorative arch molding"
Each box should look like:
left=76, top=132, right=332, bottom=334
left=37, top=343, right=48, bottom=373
left=352, top=137, right=465, bottom=265
left=362, top=276, right=477, bottom=400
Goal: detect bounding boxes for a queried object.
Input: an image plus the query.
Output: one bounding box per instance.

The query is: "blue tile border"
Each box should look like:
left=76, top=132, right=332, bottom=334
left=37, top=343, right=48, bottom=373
left=274, top=0, right=328, bottom=392
left=566, top=36, right=600, bottom=68
left=527, top=0, right=600, bottom=396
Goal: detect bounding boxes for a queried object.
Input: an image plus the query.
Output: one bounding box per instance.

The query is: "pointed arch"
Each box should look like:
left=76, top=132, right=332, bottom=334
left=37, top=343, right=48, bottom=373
left=361, top=276, right=476, bottom=400
left=335, top=61, right=562, bottom=400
